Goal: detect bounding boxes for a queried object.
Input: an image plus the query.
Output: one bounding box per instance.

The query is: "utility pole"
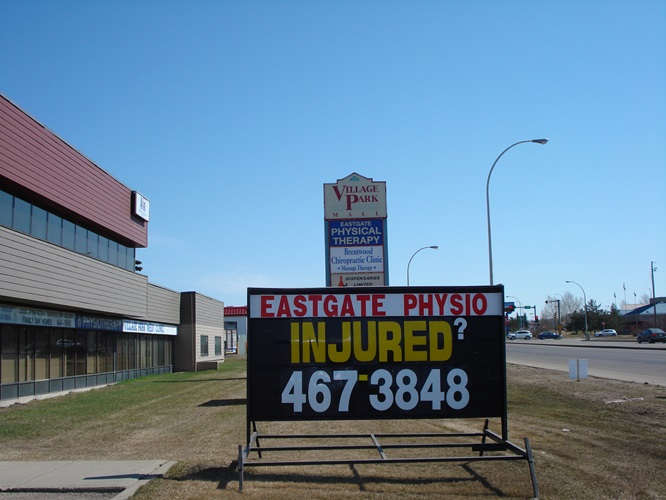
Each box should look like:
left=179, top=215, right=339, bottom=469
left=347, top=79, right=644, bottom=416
left=652, top=262, right=658, bottom=328
left=546, top=299, right=561, bottom=334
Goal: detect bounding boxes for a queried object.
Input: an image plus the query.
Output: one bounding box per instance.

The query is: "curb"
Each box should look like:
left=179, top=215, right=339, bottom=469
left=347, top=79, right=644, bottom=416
left=511, top=340, right=666, bottom=351
left=112, top=461, right=177, bottom=500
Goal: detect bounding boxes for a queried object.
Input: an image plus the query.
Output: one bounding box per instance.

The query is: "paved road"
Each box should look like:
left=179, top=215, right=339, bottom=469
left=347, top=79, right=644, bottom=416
left=505, top=339, right=666, bottom=386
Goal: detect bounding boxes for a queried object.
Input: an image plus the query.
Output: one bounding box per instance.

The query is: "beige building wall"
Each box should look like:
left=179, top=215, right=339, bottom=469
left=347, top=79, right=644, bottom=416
left=0, top=226, right=147, bottom=317
left=174, top=292, right=225, bottom=372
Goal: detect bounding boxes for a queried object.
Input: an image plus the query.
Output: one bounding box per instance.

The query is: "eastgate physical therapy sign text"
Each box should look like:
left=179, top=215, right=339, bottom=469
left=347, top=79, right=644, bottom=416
left=329, top=220, right=384, bottom=247
left=247, top=286, right=507, bottom=422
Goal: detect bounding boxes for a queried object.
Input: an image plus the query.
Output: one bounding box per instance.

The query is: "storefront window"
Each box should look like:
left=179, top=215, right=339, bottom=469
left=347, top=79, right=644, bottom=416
left=1, top=325, right=19, bottom=384
left=157, top=337, right=165, bottom=366
left=116, top=334, right=126, bottom=371
left=62, top=334, right=78, bottom=377
left=18, top=327, right=35, bottom=382
left=138, top=336, right=146, bottom=369
left=34, top=329, right=49, bottom=380
left=50, top=329, right=64, bottom=378
left=146, top=336, right=154, bottom=368
left=86, top=331, right=97, bottom=375
left=165, top=339, right=172, bottom=367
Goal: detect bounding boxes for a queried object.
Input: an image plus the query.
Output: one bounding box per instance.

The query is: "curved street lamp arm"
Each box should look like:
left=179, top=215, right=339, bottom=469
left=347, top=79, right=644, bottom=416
left=407, top=246, right=438, bottom=286
left=566, top=280, right=588, bottom=337
left=486, top=139, right=548, bottom=285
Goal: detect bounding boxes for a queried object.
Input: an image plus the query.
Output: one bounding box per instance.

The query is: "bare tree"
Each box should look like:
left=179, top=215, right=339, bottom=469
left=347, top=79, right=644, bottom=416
left=544, top=292, right=580, bottom=326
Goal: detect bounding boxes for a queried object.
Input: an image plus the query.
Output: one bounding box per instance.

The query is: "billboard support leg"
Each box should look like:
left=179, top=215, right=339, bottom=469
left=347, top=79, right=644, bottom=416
left=479, top=419, right=489, bottom=457
left=238, top=444, right=244, bottom=492
left=252, top=421, right=263, bottom=459
left=525, top=437, right=539, bottom=499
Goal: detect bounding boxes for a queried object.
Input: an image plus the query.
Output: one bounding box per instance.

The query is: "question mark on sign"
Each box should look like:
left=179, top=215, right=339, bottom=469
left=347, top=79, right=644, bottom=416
left=454, top=318, right=468, bottom=340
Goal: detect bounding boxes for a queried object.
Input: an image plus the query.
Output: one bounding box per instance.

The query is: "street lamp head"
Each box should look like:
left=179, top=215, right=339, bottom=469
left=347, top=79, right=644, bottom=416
left=532, top=138, right=549, bottom=144
left=430, top=246, right=439, bottom=250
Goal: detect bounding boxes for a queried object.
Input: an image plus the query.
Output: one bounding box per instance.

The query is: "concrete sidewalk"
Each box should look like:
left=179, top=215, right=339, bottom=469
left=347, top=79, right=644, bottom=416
left=0, top=460, right=176, bottom=499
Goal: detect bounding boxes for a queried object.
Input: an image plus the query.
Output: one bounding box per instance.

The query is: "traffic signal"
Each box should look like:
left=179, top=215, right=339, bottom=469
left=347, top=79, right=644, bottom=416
left=504, top=302, right=515, bottom=314
left=535, top=315, right=539, bottom=325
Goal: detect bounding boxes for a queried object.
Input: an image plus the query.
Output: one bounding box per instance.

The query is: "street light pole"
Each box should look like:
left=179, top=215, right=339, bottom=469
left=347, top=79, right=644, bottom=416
left=407, top=246, right=438, bottom=286
left=486, top=139, right=548, bottom=285
left=566, top=280, right=588, bottom=340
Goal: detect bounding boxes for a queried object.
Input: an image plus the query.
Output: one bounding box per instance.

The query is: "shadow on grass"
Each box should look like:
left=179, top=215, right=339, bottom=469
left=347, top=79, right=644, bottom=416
left=198, top=398, right=247, bottom=407
left=182, top=461, right=509, bottom=496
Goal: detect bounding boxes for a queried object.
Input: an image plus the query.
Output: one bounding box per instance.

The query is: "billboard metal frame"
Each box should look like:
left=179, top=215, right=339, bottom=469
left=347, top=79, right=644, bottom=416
left=239, top=286, right=538, bottom=496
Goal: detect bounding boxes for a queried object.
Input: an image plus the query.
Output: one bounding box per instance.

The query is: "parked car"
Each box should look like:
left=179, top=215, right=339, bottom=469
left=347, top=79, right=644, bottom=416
left=636, top=328, right=666, bottom=344
left=507, top=330, right=532, bottom=340
left=594, top=329, right=618, bottom=337
left=538, top=331, right=562, bottom=340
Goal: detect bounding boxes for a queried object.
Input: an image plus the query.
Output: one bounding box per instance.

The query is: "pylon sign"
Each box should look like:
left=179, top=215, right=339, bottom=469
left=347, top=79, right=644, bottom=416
left=324, top=173, right=388, bottom=287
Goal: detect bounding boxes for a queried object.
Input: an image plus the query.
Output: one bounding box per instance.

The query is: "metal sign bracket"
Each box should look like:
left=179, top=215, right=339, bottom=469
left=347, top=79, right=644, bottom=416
left=238, top=419, right=539, bottom=498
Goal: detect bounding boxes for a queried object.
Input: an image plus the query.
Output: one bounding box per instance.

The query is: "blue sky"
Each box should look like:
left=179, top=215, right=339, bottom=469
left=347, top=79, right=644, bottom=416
left=2, top=1, right=664, bottom=317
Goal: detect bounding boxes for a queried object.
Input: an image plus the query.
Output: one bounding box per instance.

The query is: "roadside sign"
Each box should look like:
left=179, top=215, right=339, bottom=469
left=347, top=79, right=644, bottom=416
left=247, top=285, right=507, bottom=422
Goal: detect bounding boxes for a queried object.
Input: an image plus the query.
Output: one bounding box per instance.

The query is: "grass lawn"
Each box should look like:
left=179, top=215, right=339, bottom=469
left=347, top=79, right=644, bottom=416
left=1, top=357, right=664, bottom=498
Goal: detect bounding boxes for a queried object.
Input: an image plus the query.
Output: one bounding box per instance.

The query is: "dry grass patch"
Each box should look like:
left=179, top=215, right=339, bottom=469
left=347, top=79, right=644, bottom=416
left=1, top=357, right=664, bottom=498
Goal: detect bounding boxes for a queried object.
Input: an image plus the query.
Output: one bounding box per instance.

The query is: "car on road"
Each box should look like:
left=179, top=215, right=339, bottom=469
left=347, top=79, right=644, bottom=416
left=636, top=328, right=666, bottom=344
left=507, top=330, right=532, bottom=340
left=594, top=329, right=617, bottom=337
left=537, top=331, right=562, bottom=340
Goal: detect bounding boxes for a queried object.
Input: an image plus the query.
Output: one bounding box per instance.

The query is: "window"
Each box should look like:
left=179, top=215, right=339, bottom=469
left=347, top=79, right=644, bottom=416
left=215, top=336, right=222, bottom=356
left=86, top=331, right=97, bottom=374
left=1, top=325, right=19, bottom=384
left=47, top=213, right=62, bottom=245
left=117, top=243, right=127, bottom=270
left=18, top=327, right=35, bottom=382
left=98, top=235, right=109, bottom=262
left=35, top=330, right=49, bottom=380
left=108, top=240, right=118, bottom=266
left=50, top=329, right=64, bottom=378
left=31, top=206, right=47, bottom=240
left=0, top=190, right=12, bottom=227
left=200, top=335, right=209, bottom=357
left=62, top=220, right=75, bottom=250
left=0, top=189, right=137, bottom=272
left=13, top=198, right=31, bottom=234
left=87, top=232, right=99, bottom=260
left=74, top=225, right=87, bottom=254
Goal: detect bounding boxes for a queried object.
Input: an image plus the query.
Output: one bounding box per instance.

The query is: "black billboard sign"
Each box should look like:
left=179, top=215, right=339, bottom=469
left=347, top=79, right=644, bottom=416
left=247, top=286, right=506, bottom=422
